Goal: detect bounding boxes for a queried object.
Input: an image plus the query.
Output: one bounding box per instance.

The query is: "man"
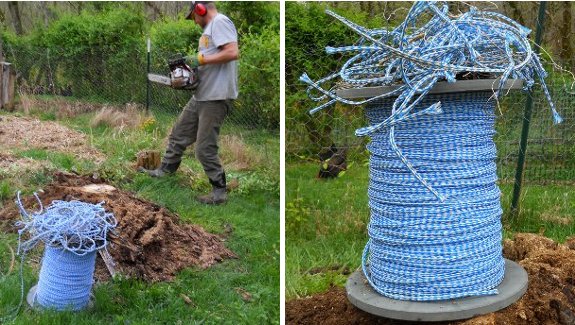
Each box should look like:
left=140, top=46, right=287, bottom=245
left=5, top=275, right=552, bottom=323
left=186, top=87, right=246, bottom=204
left=142, top=1, right=239, bottom=205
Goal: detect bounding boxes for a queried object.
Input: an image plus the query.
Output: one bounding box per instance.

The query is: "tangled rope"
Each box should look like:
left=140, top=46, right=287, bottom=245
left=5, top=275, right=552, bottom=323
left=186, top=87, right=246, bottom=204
left=301, top=2, right=558, bottom=301
left=300, top=1, right=561, bottom=132
left=15, top=192, right=117, bottom=310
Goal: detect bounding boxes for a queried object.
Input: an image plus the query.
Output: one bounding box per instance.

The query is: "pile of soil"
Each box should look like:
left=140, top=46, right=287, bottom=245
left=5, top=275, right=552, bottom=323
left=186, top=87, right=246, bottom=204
left=0, top=115, right=104, bottom=162
left=0, top=172, right=236, bottom=282
left=286, top=233, right=575, bottom=325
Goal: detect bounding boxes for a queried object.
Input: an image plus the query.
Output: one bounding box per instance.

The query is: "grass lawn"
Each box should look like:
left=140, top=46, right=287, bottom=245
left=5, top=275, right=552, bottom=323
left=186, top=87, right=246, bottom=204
left=0, top=107, right=280, bottom=324
left=286, top=161, right=575, bottom=299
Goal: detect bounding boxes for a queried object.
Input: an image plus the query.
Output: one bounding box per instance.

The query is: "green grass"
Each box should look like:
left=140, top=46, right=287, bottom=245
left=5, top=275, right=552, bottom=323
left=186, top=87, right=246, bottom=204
left=285, top=161, right=575, bottom=299
left=16, top=149, right=77, bottom=171
left=0, top=109, right=279, bottom=324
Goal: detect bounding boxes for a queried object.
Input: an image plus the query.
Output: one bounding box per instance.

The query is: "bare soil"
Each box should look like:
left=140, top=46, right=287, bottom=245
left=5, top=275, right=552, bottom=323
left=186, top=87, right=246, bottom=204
left=0, top=115, right=104, bottom=162
left=0, top=172, right=236, bottom=282
left=0, top=152, right=48, bottom=174
left=286, top=233, right=575, bottom=325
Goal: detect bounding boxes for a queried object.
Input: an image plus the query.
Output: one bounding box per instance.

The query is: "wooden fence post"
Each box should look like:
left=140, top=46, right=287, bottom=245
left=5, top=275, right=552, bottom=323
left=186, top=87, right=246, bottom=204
left=0, top=62, right=16, bottom=111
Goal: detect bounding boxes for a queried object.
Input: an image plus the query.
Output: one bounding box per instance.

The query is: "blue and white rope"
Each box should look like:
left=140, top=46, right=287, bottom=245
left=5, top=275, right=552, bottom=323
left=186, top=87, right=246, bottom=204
left=300, top=1, right=562, bottom=133
left=15, top=193, right=117, bottom=310
left=362, top=93, right=504, bottom=301
left=35, top=247, right=97, bottom=310
left=300, top=2, right=557, bottom=301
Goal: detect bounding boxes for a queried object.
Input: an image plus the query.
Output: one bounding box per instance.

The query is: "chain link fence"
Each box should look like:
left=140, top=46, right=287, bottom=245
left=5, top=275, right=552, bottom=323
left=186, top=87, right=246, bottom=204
left=495, top=75, right=575, bottom=184
left=3, top=41, right=278, bottom=131
left=286, top=3, right=575, bottom=186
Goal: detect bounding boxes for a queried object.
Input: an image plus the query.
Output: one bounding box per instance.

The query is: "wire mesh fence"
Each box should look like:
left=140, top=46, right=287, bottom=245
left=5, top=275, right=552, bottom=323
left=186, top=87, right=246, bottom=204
left=286, top=2, right=575, bottom=185
left=495, top=76, right=575, bottom=184
left=3, top=40, right=277, bottom=131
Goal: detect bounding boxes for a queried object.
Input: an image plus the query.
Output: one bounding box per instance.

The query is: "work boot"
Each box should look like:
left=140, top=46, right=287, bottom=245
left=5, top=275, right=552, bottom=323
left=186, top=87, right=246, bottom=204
left=196, top=186, right=227, bottom=205
left=197, top=172, right=227, bottom=205
left=138, top=161, right=180, bottom=178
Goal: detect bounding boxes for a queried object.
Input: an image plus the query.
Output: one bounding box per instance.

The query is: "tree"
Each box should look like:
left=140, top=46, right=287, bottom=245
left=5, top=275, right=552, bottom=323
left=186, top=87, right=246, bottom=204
left=560, top=2, right=573, bottom=65
left=7, top=1, right=22, bottom=35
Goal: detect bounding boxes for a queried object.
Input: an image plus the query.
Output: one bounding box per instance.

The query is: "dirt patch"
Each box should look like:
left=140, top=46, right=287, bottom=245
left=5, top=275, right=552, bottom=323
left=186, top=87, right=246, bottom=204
left=540, top=207, right=573, bottom=226
left=0, top=152, right=48, bottom=173
left=286, top=233, right=575, bottom=325
left=0, top=115, right=104, bottom=162
left=0, top=172, right=236, bottom=282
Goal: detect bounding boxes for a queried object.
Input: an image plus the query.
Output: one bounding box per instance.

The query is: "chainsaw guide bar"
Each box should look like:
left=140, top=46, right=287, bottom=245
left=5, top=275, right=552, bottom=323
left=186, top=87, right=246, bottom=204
left=148, top=73, right=172, bottom=86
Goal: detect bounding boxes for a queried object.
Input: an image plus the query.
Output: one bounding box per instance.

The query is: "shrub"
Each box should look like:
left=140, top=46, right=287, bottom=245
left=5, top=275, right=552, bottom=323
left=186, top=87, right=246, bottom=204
left=236, top=26, right=280, bottom=129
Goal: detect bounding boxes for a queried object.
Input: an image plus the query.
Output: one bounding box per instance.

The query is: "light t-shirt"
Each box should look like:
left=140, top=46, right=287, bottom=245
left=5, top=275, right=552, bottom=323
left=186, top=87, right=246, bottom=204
left=195, top=13, right=238, bottom=101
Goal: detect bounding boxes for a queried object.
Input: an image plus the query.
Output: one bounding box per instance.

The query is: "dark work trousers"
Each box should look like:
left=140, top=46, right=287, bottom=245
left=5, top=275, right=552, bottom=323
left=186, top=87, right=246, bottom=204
left=163, top=98, right=231, bottom=188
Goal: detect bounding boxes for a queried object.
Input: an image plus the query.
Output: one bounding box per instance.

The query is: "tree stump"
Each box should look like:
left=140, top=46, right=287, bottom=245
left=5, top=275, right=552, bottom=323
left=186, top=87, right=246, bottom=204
left=136, top=150, right=161, bottom=170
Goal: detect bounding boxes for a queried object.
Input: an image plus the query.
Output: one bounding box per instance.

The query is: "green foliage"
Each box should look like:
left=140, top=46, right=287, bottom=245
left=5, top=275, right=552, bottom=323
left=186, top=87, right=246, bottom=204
left=236, top=26, right=280, bottom=129
left=16, top=149, right=77, bottom=171
left=0, top=180, right=12, bottom=204
left=43, top=7, right=146, bottom=101
left=286, top=2, right=385, bottom=91
left=286, top=196, right=311, bottom=233
left=219, top=2, right=280, bottom=35
left=149, top=19, right=201, bottom=58
left=229, top=169, right=280, bottom=197
left=285, top=2, right=387, bottom=153
left=39, top=111, right=57, bottom=121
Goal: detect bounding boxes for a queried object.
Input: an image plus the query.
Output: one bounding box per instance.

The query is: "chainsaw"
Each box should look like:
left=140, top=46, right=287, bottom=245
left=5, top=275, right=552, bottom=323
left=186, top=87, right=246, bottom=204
left=148, top=54, right=199, bottom=90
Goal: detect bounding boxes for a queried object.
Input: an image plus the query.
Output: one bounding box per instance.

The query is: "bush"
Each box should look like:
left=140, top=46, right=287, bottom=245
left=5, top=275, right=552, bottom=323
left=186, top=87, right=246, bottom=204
left=236, top=26, right=280, bottom=129
left=43, top=6, right=146, bottom=101
left=149, top=19, right=202, bottom=62
left=285, top=2, right=387, bottom=154
left=3, top=5, right=147, bottom=103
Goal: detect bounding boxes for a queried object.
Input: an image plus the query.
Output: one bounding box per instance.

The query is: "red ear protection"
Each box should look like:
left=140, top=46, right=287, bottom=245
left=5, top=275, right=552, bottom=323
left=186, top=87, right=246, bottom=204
left=194, top=2, right=207, bottom=17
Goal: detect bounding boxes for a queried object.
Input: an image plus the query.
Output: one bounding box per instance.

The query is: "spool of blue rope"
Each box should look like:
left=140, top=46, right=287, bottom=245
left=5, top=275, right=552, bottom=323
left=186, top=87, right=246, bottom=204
left=15, top=193, right=117, bottom=311
left=299, top=1, right=562, bottom=301
left=35, top=247, right=96, bottom=310
left=362, top=92, right=504, bottom=301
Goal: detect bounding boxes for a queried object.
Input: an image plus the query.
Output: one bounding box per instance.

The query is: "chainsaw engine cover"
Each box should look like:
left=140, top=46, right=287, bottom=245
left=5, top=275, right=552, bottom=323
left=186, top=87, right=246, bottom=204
left=170, top=66, right=199, bottom=90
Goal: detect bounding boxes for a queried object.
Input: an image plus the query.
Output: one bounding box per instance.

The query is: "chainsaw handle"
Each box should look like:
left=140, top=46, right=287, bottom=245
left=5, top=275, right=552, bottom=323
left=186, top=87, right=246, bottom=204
left=168, top=54, right=186, bottom=71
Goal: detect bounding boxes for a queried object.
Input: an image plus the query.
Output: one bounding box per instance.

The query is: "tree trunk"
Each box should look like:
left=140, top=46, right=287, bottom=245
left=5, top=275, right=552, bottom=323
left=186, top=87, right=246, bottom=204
left=40, top=2, right=54, bottom=27
left=560, top=2, right=573, bottom=65
left=8, top=1, right=23, bottom=35
left=0, top=32, right=4, bottom=62
left=145, top=2, right=163, bottom=21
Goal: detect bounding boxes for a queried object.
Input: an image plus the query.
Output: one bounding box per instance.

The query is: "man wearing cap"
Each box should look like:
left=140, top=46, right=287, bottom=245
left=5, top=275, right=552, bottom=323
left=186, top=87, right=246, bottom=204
left=143, top=1, right=238, bottom=205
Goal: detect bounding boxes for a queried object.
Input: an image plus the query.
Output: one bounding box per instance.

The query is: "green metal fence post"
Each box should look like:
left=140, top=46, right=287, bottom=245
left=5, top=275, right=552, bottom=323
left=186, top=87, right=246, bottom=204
left=146, top=37, right=151, bottom=114
left=510, top=1, right=547, bottom=213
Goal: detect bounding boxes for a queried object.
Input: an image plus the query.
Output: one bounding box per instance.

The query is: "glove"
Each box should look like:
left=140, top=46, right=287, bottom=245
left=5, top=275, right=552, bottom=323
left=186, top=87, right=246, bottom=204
left=186, top=53, right=205, bottom=69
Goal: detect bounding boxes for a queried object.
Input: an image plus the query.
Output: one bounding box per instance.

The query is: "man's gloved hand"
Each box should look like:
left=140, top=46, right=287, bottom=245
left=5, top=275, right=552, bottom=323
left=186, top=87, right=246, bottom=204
left=186, top=53, right=205, bottom=69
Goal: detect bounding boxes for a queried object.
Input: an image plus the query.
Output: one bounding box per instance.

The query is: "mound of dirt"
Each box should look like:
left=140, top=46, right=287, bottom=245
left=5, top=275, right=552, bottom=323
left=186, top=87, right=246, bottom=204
left=0, top=172, right=236, bottom=282
left=286, top=233, right=575, bottom=325
left=0, top=115, right=104, bottom=162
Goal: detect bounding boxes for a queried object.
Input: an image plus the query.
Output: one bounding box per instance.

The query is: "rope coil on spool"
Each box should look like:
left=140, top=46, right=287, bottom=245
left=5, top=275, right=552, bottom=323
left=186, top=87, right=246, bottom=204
left=15, top=192, right=117, bottom=310
left=300, top=1, right=559, bottom=301
left=362, top=93, right=504, bottom=300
